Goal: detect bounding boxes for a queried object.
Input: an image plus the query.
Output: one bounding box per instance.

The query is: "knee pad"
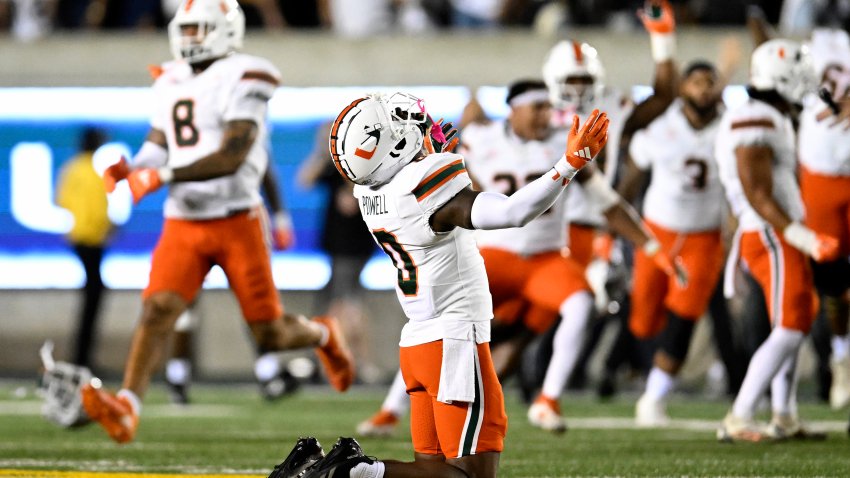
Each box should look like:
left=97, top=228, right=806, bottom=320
left=657, top=311, right=696, bottom=362
left=811, top=259, right=850, bottom=297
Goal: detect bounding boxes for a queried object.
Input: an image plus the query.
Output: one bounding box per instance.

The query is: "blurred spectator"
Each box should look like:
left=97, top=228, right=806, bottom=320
left=317, top=0, right=432, bottom=36
left=55, top=127, right=112, bottom=371
left=298, top=122, right=382, bottom=383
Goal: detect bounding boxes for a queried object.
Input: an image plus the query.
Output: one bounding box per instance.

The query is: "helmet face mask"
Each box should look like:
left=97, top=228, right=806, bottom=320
left=750, top=39, right=816, bottom=105
left=543, top=41, right=605, bottom=111
left=329, top=93, right=427, bottom=187
left=168, top=0, right=245, bottom=64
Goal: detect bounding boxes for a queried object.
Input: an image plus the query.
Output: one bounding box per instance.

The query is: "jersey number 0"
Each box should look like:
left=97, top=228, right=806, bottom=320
left=372, top=229, right=419, bottom=296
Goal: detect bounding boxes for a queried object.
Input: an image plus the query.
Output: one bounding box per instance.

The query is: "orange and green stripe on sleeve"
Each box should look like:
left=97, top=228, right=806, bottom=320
left=413, top=159, right=466, bottom=202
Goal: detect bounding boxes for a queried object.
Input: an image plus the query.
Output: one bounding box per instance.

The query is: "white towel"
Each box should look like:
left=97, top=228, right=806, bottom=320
left=437, top=338, right=476, bottom=404
left=723, top=228, right=743, bottom=299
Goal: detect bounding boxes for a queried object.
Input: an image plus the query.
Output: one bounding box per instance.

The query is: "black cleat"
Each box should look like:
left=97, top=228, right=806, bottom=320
left=166, top=379, right=190, bottom=405
left=260, top=370, right=301, bottom=401
left=268, top=437, right=325, bottom=478
left=303, top=437, right=374, bottom=478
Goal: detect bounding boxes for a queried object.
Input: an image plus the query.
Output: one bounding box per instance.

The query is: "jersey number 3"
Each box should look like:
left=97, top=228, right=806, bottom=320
left=173, top=99, right=199, bottom=147
left=373, top=229, right=418, bottom=296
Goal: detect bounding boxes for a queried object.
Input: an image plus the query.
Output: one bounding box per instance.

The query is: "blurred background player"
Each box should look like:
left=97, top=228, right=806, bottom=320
left=618, top=60, right=726, bottom=426
left=797, top=29, right=850, bottom=412
left=164, top=163, right=298, bottom=405
left=79, top=0, right=353, bottom=444
left=271, top=92, right=607, bottom=478
left=298, top=121, right=382, bottom=384
left=55, top=126, right=112, bottom=372
left=715, top=38, right=838, bottom=442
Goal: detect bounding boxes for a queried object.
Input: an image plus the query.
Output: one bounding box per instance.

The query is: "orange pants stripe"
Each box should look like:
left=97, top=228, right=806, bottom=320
left=400, top=341, right=507, bottom=458
left=800, top=167, right=850, bottom=256
left=629, top=220, right=723, bottom=339
left=144, top=208, right=283, bottom=322
left=740, top=228, right=817, bottom=333
left=480, top=248, right=590, bottom=334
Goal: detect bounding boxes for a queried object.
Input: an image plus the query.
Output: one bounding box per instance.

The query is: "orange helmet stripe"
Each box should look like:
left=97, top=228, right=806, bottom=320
left=329, top=98, right=367, bottom=179
left=572, top=41, right=584, bottom=65
left=184, top=0, right=195, bottom=11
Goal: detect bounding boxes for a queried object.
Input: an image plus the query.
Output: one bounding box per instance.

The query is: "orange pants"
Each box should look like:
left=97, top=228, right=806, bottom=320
left=480, top=248, right=590, bottom=334
left=566, top=223, right=597, bottom=269
left=629, top=221, right=723, bottom=339
left=400, top=340, right=507, bottom=458
left=144, top=207, right=282, bottom=322
left=740, top=228, right=818, bottom=333
left=800, top=167, right=850, bottom=256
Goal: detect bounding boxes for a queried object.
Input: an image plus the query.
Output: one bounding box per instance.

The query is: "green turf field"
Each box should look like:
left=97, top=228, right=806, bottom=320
left=1, top=380, right=849, bottom=477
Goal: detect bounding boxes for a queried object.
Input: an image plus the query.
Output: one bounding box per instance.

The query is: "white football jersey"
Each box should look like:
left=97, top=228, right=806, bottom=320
left=629, top=99, right=723, bottom=232
left=461, top=120, right=566, bottom=255
left=354, top=153, right=493, bottom=347
left=715, top=99, right=804, bottom=231
left=799, top=98, right=850, bottom=176
left=150, top=53, right=279, bottom=220
left=554, top=88, right=631, bottom=227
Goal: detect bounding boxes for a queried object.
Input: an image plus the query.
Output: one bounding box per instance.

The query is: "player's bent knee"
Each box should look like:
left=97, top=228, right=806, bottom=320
left=140, top=292, right=186, bottom=330
left=657, top=311, right=696, bottom=363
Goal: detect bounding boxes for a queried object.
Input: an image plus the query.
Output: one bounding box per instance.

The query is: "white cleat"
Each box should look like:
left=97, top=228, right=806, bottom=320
left=830, top=356, right=850, bottom=410
left=355, top=410, right=399, bottom=438
left=635, top=393, right=670, bottom=428
left=765, top=413, right=827, bottom=441
left=716, top=411, right=769, bottom=443
left=528, top=395, right=567, bottom=434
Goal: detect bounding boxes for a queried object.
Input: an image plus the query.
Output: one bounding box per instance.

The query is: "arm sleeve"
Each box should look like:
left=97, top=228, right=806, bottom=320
left=131, top=141, right=168, bottom=169
left=470, top=168, right=569, bottom=230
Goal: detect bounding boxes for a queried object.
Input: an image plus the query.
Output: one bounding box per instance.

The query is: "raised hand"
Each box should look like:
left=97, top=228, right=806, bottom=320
left=424, top=118, right=460, bottom=154
left=103, top=156, right=130, bottom=193
left=638, top=0, right=675, bottom=34
left=563, top=109, right=609, bottom=170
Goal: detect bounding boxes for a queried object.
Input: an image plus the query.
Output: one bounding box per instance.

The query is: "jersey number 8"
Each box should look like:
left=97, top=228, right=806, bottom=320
left=173, top=99, right=199, bottom=147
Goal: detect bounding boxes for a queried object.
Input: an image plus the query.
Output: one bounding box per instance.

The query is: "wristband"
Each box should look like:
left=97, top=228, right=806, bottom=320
left=157, top=167, right=174, bottom=184
left=552, top=154, right=581, bottom=183
left=274, top=211, right=293, bottom=229
left=650, top=33, right=676, bottom=62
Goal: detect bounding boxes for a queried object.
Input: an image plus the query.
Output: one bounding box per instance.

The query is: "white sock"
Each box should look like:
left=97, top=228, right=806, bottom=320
left=317, top=322, right=330, bottom=347
left=117, top=389, right=142, bottom=416
left=832, top=335, right=849, bottom=361
left=254, top=353, right=282, bottom=382
left=732, top=326, right=803, bottom=419
left=540, top=291, right=593, bottom=400
left=644, top=367, right=676, bottom=401
left=770, top=353, right=799, bottom=417
left=350, top=461, right=385, bottom=478
left=166, top=358, right=191, bottom=385
left=380, top=369, right=410, bottom=417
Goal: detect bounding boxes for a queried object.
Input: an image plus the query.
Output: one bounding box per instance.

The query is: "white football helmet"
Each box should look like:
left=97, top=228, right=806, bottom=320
left=168, top=0, right=245, bottom=64
left=542, top=40, right=606, bottom=111
left=750, top=38, right=816, bottom=105
left=329, top=93, right=427, bottom=187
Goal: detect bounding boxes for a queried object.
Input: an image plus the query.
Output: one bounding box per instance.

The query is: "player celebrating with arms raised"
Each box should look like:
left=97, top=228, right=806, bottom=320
left=81, top=0, right=354, bottom=444
left=269, top=93, right=607, bottom=478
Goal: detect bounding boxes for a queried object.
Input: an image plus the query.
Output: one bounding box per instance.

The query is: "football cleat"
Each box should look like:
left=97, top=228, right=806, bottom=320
left=829, top=356, right=850, bottom=410
left=528, top=395, right=567, bottom=434
left=716, top=412, right=768, bottom=443
left=260, top=369, right=301, bottom=401
left=165, top=379, right=190, bottom=405
left=635, top=393, right=670, bottom=428
left=80, top=383, right=138, bottom=444
left=302, top=437, right=374, bottom=478
left=267, top=437, right=325, bottom=478
left=356, top=409, right=399, bottom=437
left=313, top=317, right=355, bottom=392
left=765, top=414, right=827, bottom=441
